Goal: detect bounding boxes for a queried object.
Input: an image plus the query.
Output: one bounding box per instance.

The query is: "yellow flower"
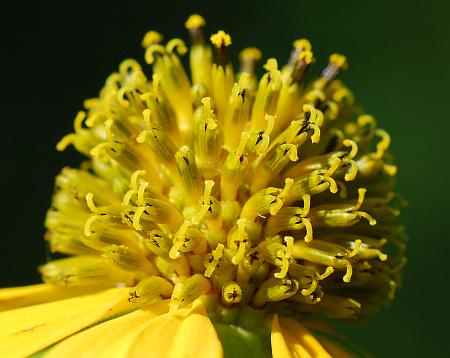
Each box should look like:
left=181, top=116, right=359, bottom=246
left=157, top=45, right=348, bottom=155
left=0, top=14, right=406, bottom=358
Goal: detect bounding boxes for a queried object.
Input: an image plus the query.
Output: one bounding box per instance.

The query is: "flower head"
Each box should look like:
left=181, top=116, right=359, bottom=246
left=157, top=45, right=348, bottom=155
left=0, top=14, right=406, bottom=357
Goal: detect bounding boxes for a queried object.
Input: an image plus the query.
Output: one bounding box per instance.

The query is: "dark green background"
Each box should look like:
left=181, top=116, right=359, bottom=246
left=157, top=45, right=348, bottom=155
left=2, top=1, right=449, bottom=356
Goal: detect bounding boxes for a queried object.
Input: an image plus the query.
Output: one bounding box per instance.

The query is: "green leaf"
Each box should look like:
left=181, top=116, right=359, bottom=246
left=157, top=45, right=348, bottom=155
left=214, top=323, right=271, bottom=358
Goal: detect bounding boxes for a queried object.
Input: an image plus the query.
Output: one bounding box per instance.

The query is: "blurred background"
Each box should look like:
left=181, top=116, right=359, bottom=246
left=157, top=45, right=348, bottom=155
left=1, top=1, right=449, bottom=356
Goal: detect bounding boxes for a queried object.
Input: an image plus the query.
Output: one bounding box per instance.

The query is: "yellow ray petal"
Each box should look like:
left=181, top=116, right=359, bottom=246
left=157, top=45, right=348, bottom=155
left=129, top=300, right=221, bottom=358
left=278, top=317, right=332, bottom=358
left=0, top=287, right=132, bottom=358
left=271, top=315, right=294, bottom=358
left=129, top=311, right=184, bottom=358
left=317, top=340, right=353, bottom=358
left=169, top=311, right=223, bottom=358
left=0, top=284, right=101, bottom=311
left=46, top=300, right=170, bottom=358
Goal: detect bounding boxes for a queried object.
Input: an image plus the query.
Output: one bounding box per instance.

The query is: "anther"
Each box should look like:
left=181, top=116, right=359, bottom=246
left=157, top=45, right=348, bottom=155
left=210, top=30, right=232, bottom=67
left=252, top=277, right=299, bottom=308
left=321, top=53, right=348, bottom=83
left=239, top=47, right=262, bottom=75
left=251, top=60, right=282, bottom=130
left=185, top=14, right=206, bottom=44
left=128, top=276, right=173, bottom=304
left=221, top=282, right=243, bottom=305
left=170, top=274, right=212, bottom=312
left=286, top=39, right=312, bottom=68
left=204, top=243, right=224, bottom=278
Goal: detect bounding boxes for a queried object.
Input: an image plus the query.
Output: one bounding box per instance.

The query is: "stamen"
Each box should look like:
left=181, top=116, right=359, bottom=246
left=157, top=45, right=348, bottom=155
left=281, top=39, right=312, bottom=85
left=146, top=40, right=193, bottom=142
left=128, top=276, right=173, bottom=303
left=239, top=47, right=262, bottom=75
left=241, top=182, right=289, bottom=221
left=210, top=31, right=234, bottom=118
left=102, top=244, right=157, bottom=274
left=287, top=39, right=312, bottom=68
left=40, top=256, right=134, bottom=287
left=210, top=30, right=232, bottom=66
left=175, top=146, right=202, bottom=205
left=292, top=241, right=356, bottom=282
left=321, top=53, right=348, bottom=83
left=137, top=109, right=178, bottom=169
left=223, top=74, right=252, bottom=150
left=251, top=59, right=282, bottom=130
left=170, top=274, right=212, bottom=312
left=185, top=14, right=206, bottom=44
left=228, top=219, right=250, bottom=265
left=194, top=97, right=223, bottom=170
left=204, top=243, right=224, bottom=278
left=192, top=180, right=221, bottom=225
left=145, top=230, right=173, bottom=259
left=169, top=221, right=207, bottom=259
left=221, top=282, right=243, bottom=305
left=247, top=114, right=275, bottom=156
left=285, top=172, right=331, bottom=205
left=238, top=249, right=263, bottom=281
left=303, top=104, right=324, bottom=127
left=185, top=15, right=212, bottom=93
left=250, top=142, right=298, bottom=192
left=221, top=132, right=249, bottom=201
left=291, top=50, right=314, bottom=84
left=252, top=277, right=299, bottom=308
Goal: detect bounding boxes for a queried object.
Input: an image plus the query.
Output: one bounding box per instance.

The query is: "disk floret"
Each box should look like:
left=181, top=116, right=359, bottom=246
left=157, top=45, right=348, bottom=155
left=44, top=14, right=405, bottom=321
